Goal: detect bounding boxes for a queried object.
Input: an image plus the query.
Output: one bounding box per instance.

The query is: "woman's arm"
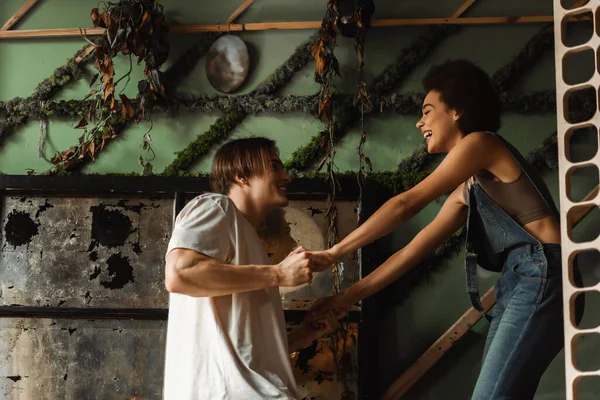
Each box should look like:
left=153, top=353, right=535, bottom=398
left=326, top=132, right=493, bottom=262
left=310, top=185, right=467, bottom=311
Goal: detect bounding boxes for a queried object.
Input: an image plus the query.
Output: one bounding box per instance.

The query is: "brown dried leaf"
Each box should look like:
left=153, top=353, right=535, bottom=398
left=78, top=142, right=90, bottom=159
left=100, top=11, right=111, bottom=28
left=89, top=140, right=96, bottom=161
left=91, top=8, right=101, bottom=27
left=50, top=146, right=78, bottom=164
left=103, top=83, right=114, bottom=102
left=119, top=94, right=135, bottom=121
left=318, top=89, right=332, bottom=121
left=74, top=117, right=88, bottom=129
left=316, top=155, right=328, bottom=172
left=360, top=154, right=373, bottom=171
left=365, top=156, right=372, bottom=170
left=139, top=11, right=151, bottom=28
left=83, top=89, right=97, bottom=101
left=311, top=38, right=322, bottom=60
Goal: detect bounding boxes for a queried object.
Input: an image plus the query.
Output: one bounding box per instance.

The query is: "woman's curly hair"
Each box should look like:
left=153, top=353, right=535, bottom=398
left=423, top=59, right=501, bottom=134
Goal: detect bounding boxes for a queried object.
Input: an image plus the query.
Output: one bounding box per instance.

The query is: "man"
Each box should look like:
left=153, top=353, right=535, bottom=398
left=163, top=137, right=339, bottom=400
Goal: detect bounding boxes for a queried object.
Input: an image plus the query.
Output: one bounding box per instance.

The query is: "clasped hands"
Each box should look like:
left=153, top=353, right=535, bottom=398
left=277, top=246, right=354, bottom=336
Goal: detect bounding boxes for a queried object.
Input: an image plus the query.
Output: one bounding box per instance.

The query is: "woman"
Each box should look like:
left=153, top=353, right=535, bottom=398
left=308, top=59, right=564, bottom=399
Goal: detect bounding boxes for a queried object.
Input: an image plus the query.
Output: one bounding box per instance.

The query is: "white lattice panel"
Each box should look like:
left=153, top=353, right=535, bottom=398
left=553, top=1, right=600, bottom=399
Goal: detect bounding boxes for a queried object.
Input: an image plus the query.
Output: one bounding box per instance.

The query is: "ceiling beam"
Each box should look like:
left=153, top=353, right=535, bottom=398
left=1, top=0, right=41, bottom=31
left=450, top=0, right=478, bottom=19
left=225, top=0, right=254, bottom=25
left=0, top=15, right=556, bottom=39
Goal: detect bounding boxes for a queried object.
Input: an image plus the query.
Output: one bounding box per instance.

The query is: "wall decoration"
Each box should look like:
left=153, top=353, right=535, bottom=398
left=205, top=34, right=250, bottom=93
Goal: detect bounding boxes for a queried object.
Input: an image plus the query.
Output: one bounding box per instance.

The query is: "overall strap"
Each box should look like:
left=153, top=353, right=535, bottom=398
left=465, top=185, right=493, bottom=322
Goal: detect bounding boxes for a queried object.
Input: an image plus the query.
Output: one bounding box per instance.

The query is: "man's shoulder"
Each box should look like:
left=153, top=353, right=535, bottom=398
left=174, top=193, right=236, bottom=227
left=187, top=193, right=233, bottom=214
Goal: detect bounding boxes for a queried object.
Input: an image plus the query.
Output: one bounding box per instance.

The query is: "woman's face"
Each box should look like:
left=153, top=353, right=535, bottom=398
left=415, top=90, right=462, bottom=154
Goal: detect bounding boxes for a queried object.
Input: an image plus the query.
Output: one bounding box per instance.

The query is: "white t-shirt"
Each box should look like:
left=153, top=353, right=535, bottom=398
left=163, top=193, right=299, bottom=400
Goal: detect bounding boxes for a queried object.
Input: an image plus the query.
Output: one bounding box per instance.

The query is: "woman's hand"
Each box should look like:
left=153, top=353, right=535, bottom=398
left=306, top=249, right=337, bottom=272
left=307, top=293, right=353, bottom=325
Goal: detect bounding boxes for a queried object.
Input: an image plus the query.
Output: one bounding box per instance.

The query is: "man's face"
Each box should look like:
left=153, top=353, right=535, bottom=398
left=246, top=148, right=292, bottom=211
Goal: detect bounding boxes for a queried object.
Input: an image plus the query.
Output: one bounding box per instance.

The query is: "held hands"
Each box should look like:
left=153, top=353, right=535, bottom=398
left=306, top=249, right=337, bottom=272
left=300, top=307, right=347, bottom=343
left=276, top=247, right=339, bottom=287
left=307, top=294, right=353, bottom=325
left=276, top=246, right=313, bottom=287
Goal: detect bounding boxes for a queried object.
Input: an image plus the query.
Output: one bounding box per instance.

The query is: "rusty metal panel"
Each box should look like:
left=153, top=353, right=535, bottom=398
left=1, top=196, right=172, bottom=308
left=1, top=318, right=357, bottom=400
left=0, top=318, right=167, bottom=400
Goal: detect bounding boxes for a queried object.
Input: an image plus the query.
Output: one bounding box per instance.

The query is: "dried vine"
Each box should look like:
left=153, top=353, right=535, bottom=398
left=48, top=0, right=169, bottom=174
left=285, top=24, right=460, bottom=173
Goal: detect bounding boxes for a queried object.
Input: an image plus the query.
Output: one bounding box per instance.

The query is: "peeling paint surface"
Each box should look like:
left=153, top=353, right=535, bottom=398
left=290, top=322, right=359, bottom=399
left=0, top=318, right=166, bottom=400
left=0, top=196, right=172, bottom=308
left=259, top=200, right=362, bottom=311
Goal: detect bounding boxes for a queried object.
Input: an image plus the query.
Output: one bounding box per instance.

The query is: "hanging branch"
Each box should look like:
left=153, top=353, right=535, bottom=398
left=285, top=24, right=460, bottom=172
left=312, top=0, right=342, bottom=290
left=353, top=0, right=374, bottom=184
left=49, top=0, right=169, bottom=174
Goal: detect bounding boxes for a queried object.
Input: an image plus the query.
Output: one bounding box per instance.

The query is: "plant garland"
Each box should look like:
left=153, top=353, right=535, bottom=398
left=492, top=24, right=555, bottom=94
left=19, top=89, right=569, bottom=122
left=0, top=44, right=95, bottom=143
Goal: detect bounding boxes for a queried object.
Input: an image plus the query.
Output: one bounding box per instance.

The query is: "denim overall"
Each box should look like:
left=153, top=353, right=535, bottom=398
left=465, top=133, right=565, bottom=399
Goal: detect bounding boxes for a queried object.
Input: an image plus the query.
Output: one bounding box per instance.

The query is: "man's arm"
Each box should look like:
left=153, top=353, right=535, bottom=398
left=165, top=246, right=313, bottom=297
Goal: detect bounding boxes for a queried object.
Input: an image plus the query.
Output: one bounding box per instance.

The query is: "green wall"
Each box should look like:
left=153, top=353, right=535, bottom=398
left=1, top=0, right=598, bottom=399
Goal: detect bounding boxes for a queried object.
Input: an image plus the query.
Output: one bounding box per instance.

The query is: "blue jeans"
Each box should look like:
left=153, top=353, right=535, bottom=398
left=472, top=243, right=563, bottom=400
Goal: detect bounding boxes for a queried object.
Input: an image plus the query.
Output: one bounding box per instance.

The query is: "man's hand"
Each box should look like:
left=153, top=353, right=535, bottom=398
left=306, top=249, right=336, bottom=272
left=276, top=246, right=313, bottom=287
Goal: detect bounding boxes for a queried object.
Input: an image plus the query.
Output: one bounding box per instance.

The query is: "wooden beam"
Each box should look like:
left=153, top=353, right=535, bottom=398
left=381, top=181, right=600, bottom=399
left=0, top=15, right=556, bottom=39
left=450, top=0, right=478, bottom=19
left=370, top=16, right=554, bottom=27
left=0, top=27, right=105, bottom=39
left=244, top=21, right=322, bottom=30
left=380, top=288, right=496, bottom=400
left=168, top=24, right=243, bottom=33
left=225, top=0, right=254, bottom=25
left=1, top=0, right=41, bottom=31
left=244, top=16, right=554, bottom=30
left=0, top=24, right=243, bottom=39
